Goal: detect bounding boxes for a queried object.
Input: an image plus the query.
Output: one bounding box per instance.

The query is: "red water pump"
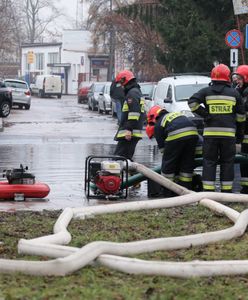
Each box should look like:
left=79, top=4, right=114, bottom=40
left=94, top=172, right=121, bottom=195
left=85, top=156, right=128, bottom=199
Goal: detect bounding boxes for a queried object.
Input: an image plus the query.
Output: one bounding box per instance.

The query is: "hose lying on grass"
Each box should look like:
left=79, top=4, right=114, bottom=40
left=0, top=164, right=248, bottom=277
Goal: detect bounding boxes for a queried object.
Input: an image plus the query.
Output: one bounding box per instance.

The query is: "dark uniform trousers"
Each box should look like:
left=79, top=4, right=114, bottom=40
left=202, top=138, right=236, bottom=192
left=240, top=143, right=248, bottom=193
left=114, top=139, right=139, bottom=161
left=162, top=136, right=198, bottom=189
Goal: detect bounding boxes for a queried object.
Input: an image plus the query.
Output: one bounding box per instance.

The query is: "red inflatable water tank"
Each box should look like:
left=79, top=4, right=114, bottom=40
left=0, top=182, right=50, bottom=199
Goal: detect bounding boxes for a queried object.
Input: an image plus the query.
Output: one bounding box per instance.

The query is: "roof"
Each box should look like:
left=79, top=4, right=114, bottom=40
left=159, top=75, right=211, bottom=86
left=4, top=79, right=27, bottom=83
left=21, top=42, right=62, bottom=48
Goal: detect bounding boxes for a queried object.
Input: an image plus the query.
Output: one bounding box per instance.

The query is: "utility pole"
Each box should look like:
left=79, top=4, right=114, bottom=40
left=107, top=0, right=115, bottom=81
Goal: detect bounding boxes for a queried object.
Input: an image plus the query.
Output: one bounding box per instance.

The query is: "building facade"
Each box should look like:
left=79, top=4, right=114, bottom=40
left=21, top=30, right=110, bottom=94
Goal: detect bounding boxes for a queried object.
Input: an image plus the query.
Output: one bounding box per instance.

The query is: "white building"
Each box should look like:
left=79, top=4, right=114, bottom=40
left=21, top=30, right=110, bottom=94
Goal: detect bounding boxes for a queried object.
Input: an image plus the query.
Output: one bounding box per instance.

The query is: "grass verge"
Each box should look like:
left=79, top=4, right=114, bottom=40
left=1, top=204, right=248, bottom=299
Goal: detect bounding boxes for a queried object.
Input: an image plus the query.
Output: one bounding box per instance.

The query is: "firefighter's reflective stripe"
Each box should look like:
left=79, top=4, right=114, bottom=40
left=236, top=113, right=246, bottom=122
left=242, top=135, right=248, bottom=144
left=140, top=98, right=145, bottom=113
left=240, top=177, right=248, bottom=186
left=128, top=112, right=140, bottom=120
left=195, top=145, right=203, bottom=156
left=122, top=102, right=129, bottom=112
left=221, top=181, right=233, bottom=191
left=116, top=129, right=143, bottom=138
left=202, top=181, right=215, bottom=191
left=188, top=101, right=200, bottom=112
left=206, top=95, right=236, bottom=102
left=161, top=112, right=182, bottom=127
left=203, top=127, right=235, bottom=137
left=206, top=98, right=236, bottom=114
left=178, top=172, right=193, bottom=182
left=165, top=127, right=198, bottom=142
left=161, top=172, right=175, bottom=180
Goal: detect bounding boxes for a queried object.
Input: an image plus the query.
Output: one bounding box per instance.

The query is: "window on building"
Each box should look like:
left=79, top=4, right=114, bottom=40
left=35, top=53, right=44, bottom=70
left=48, top=52, right=59, bottom=64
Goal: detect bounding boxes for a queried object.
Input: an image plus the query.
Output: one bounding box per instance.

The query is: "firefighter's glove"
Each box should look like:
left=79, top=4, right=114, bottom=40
left=125, top=130, right=132, bottom=141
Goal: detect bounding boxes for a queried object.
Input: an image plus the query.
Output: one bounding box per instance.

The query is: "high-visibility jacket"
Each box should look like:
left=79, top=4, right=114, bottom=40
left=115, top=82, right=145, bottom=141
left=154, top=111, right=199, bottom=153
left=188, top=81, right=245, bottom=139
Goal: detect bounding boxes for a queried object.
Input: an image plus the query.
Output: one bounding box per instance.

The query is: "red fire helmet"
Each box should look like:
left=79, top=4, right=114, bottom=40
left=211, top=64, right=231, bottom=82
left=115, top=70, right=135, bottom=86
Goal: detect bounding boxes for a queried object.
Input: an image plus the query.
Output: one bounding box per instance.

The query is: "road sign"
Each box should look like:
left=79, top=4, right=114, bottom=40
left=245, top=24, right=248, bottom=49
left=230, top=49, right=238, bottom=67
left=27, top=51, right=34, bottom=64
left=225, top=29, right=243, bottom=48
left=233, top=0, right=248, bottom=15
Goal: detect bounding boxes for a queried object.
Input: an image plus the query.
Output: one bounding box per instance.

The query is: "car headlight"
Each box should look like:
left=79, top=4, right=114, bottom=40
left=181, top=110, right=194, bottom=117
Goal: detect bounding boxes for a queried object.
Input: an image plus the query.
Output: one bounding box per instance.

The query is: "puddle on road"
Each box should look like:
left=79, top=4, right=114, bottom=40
left=0, top=142, right=161, bottom=211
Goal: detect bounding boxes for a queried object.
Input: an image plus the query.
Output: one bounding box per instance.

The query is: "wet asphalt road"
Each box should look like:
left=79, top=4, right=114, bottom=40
left=0, top=95, right=160, bottom=211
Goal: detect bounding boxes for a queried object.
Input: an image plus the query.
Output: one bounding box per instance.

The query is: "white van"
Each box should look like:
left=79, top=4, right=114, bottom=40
left=31, top=75, right=62, bottom=98
left=153, top=75, right=211, bottom=116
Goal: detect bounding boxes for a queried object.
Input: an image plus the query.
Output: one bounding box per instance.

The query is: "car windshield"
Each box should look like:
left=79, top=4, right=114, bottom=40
left=175, top=84, right=209, bottom=102
left=5, top=81, right=28, bottom=89
left=94, top=84, right=105, bottom=92
left=140, top=84, right=155, bottom=97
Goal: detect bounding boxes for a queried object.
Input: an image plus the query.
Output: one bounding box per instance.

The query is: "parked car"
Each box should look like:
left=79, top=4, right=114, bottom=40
left=153, top=74, right=211, bottom=133
left=78, top=81, right=93, bottom=104
left=4, top=79, right=31, bottom=110
left=139, top=82, right=157, bottom=114
left=87, top=82, right=105, bottom=111
left=97, top=82, right=112, bottom=114
left=0, top=81, right=12, bottom=117
left=31, top=75, right=62, bottom=98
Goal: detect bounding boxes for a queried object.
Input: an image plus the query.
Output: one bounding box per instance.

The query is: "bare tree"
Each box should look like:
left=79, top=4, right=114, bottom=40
left=85, top=0, right=166, bottom=81
left=0, top=0, right=22, bottom=61
left=21, top=0, right=62, bottom=43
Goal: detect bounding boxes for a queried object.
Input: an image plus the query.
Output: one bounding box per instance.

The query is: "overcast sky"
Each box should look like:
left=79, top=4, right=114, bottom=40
left=58, top=0, right=89, bottom=29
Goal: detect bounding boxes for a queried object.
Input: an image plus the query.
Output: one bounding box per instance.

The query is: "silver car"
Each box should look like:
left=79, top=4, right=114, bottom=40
left=4, top=79, right=31, bottom=110
left=97, top=82, right=112, bottom=114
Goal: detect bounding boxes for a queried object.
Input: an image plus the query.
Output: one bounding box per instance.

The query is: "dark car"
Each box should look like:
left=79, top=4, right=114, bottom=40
left=87, top=82, right=105, bottom=111
left=0, top=81, right=12, bottom=117
left=78, top=81, right=93, bottom=104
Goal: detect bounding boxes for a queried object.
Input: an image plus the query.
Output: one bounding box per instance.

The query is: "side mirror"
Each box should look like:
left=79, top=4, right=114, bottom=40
left=99, top=92, right=103, bottom=96
left=164, top=98, right=172, bottom=103
left=144, top=96, right=152, bottom=100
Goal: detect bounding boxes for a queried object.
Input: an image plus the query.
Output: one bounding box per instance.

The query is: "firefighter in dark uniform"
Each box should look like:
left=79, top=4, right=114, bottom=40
left=113, top=70, right=145, bottom=160
left=188, top=64, right=246, bottom=192
left=232, top=65, right=248, bottom=193
left=146, top=105, right=199, bottom=190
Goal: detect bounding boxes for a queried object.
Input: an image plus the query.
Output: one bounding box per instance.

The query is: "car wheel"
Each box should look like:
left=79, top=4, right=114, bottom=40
left=0, top=101, right=11, bottom=117
left=78, top=97, right=82, bottom=104
left=57, top=94, right=62, bottom=99
left=92, top=102, right=97, bottom=111
left=88, top=99, right=92, bottom=110
left=111, top=105, right=116, bottom=117
left=38, top=90, right=44, bottom=98
left=98, top=104, right=103, bottom=114
left=24, top=104, right=30, bottom=110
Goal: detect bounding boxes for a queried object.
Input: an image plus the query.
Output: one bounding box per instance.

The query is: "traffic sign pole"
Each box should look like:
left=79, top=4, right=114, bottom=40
left=236, top=16, right=245, bottom=64
left=230, top=49, right=238, bottom=69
